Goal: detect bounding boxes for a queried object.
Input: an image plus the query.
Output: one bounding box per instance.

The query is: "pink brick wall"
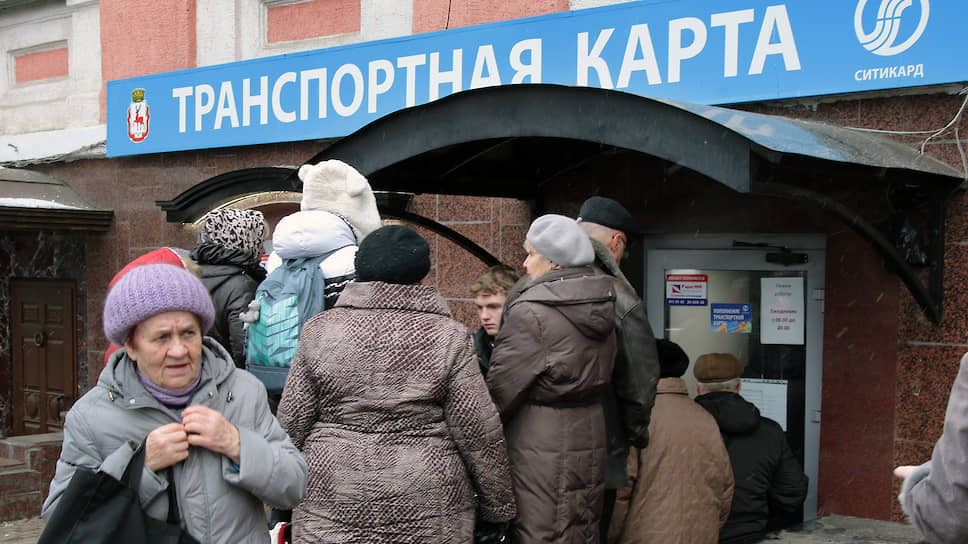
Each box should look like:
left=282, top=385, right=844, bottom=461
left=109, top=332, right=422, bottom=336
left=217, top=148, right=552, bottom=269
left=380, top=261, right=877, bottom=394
left=14, top=48, right=68, bottom=83
left=99, top=0, right=197, bottom=123
left=267, top=0, right=361, bottom=43
left=412, top=0, right=568, bottom=33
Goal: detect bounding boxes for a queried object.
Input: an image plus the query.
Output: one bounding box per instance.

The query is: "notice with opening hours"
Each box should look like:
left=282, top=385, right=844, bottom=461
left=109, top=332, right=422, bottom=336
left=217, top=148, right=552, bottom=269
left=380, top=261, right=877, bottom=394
left=761, top=277, right=804, bottom=345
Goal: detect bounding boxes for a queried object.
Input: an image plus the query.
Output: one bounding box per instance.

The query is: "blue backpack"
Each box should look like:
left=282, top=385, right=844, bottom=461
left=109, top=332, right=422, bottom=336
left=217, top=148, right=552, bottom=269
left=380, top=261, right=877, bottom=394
left=245, top=253, right=331, bottom=394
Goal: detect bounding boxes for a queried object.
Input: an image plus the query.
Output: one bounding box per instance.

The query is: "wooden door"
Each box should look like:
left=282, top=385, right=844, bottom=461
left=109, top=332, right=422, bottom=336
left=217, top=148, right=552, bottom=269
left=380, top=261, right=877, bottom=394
left=11, top=280, right=76, bottom=435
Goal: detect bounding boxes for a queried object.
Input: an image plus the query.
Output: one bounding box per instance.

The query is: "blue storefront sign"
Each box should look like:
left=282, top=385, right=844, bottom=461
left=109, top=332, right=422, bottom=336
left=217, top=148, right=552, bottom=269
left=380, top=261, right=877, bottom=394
left=107, top=0, right=951, bottom=157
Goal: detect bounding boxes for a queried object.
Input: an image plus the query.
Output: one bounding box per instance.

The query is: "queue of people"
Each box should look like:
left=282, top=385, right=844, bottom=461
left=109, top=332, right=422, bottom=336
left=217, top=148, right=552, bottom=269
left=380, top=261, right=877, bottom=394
left=44, top=158, right=817, bottom=544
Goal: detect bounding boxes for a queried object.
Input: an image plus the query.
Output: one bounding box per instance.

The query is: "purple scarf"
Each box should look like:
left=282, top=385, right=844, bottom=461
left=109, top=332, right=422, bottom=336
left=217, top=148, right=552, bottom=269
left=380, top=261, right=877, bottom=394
left=135, top=364, right=202, bottom=409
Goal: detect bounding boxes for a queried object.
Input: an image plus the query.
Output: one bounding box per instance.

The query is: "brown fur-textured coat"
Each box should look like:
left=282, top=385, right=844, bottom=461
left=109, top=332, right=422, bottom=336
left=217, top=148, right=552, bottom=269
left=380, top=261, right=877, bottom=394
left=277, top=281, right=516, bottom=544
left=487, top=267, right=617, bottom=544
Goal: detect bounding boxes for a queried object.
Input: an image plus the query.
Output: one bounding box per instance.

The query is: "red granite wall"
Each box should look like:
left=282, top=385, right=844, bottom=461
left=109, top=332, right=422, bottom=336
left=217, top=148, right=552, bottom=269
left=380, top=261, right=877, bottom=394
left=745, top=90, right=968, bottom=521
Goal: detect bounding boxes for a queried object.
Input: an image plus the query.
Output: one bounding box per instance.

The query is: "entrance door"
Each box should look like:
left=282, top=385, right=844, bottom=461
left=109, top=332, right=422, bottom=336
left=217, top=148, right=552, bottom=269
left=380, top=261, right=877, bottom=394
left=644, top=234, right=824, bottom=522
left=11, top=280, right=77, bottom=435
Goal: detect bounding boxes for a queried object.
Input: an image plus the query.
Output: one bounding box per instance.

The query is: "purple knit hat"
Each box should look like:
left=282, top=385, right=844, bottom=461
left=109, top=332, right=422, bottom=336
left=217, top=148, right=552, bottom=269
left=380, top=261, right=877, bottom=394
left=103, top=263, right=215, bottom=345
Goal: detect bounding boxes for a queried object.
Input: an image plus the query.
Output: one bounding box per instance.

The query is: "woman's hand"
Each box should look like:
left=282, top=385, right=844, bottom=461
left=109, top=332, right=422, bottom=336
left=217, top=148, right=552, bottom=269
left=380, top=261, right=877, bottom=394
left=182, top=405, right=241, bottom=465
left=894, top=465, right=917, bottom=501
left=145, top=423, right=190, bottom=472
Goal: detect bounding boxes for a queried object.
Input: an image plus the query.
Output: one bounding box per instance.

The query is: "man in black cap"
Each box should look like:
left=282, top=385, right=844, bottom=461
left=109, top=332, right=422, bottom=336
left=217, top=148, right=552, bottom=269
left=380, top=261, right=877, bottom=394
left=576, top=196, right=660, bottom=542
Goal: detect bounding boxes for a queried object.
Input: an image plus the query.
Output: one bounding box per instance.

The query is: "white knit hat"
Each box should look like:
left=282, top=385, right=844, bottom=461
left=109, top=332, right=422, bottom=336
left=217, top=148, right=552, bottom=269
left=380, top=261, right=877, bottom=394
left=298, top=159, right=382, bottom=241
left=526, top=214, right=594, bottom=267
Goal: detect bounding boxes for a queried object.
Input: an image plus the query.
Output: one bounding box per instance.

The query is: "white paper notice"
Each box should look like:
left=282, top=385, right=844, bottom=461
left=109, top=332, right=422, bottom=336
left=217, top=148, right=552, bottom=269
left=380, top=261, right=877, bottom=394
left=760, top=277, right=804, bottom=345
left=740, top=378, right=788, bottom=431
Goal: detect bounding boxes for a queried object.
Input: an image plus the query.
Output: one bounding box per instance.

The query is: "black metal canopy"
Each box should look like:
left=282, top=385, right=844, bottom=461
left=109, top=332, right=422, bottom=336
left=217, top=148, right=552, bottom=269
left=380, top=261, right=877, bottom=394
left=157, top=84, right=965, bottom=322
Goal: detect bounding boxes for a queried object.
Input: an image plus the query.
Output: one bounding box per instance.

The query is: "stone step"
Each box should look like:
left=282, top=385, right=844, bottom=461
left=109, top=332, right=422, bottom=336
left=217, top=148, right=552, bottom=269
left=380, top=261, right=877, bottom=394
left=0, top=457, right=25, bottom=472
left=0, top=434, right=63, bottom=522
left=0, top=467, right=43, bottom=522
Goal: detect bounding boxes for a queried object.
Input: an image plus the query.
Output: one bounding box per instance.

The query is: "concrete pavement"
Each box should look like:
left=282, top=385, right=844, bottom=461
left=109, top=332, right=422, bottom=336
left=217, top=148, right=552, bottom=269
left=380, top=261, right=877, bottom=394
left=0, top=514, right=927, bottom=543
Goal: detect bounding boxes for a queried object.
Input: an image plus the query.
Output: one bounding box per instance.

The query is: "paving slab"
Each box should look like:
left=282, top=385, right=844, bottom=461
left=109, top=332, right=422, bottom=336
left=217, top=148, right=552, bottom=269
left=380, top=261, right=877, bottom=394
left=0, top=514, right=929, bottom=544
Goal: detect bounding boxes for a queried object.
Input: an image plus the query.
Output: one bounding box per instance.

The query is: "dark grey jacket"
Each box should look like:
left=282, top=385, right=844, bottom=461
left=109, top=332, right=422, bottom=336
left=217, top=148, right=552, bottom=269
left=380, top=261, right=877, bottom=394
left=589, top=238, right=660, bottom=489
left=191, top=241, right=266, bottom=367
left=42, top=338, right=307, bottom=544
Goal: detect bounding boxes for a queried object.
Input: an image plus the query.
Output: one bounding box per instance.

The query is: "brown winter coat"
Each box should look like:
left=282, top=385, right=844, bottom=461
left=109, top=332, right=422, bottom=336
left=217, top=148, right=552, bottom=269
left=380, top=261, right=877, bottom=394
left=277, top=281, right=516, bottom=544
left=486, top=266, right=617, bottom=544
left=609, top=377, right=734, bottom=544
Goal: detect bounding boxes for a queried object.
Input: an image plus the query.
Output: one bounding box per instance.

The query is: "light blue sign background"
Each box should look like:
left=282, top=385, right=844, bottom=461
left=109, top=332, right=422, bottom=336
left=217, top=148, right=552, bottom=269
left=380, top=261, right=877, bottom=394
left=711, top=303, right=754, bottom=333
left=107, top=0, right=953, bottom=157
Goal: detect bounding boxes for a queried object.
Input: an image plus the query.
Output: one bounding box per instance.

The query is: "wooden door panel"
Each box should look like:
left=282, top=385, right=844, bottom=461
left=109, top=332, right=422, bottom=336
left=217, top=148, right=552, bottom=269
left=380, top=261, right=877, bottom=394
left=11, top=280, right=76, bottom=435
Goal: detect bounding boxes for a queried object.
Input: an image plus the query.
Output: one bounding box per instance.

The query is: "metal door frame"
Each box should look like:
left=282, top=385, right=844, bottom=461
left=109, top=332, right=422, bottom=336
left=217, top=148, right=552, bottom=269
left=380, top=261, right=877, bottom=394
left=643, top=233, right=825, bottom=521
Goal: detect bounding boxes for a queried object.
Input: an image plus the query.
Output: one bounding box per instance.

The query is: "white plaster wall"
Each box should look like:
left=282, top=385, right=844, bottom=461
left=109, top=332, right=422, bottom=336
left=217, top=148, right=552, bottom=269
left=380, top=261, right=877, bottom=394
left=0, top=0, right=101, bottom=135
left=198, top=0, right=413, bottom=66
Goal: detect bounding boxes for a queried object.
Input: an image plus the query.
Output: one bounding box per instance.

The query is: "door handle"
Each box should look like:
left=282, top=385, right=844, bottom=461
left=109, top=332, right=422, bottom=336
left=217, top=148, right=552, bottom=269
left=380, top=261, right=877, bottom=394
left=34, top=331, right=46, bottom=347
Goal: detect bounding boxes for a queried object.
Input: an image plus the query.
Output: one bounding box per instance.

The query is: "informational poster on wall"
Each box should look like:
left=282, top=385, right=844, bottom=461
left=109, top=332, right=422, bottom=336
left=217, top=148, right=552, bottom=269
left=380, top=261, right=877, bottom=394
left=740, top=378, right=788, bottom=431
left=710, top=303, right=753, bottom=333
left=760, top=277, right=804, bottom=345
left=666, top=274, right=707, bottom=306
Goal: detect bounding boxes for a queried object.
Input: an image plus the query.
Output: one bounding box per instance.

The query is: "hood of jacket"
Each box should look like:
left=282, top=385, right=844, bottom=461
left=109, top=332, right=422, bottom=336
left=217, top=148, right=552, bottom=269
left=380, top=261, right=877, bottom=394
left=191, top=241, right=266, bottom=281
left=513, top=266, right=615, bottom=341
left=695, top=390, right=761, bottom=435
left=100, top=337, right=236, bottom=401
left=272, top=210, right=357, bottom=260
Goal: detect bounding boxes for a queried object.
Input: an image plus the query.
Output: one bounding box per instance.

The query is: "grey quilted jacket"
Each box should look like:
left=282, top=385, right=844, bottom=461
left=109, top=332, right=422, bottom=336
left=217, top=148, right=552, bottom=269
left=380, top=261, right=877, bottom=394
left=42, top=338, right=307, bottom=544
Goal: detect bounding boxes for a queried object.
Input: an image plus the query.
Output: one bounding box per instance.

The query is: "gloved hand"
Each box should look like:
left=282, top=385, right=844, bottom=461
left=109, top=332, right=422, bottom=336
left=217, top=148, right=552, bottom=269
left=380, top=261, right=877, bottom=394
left=239, top=299, right=261, bottom=330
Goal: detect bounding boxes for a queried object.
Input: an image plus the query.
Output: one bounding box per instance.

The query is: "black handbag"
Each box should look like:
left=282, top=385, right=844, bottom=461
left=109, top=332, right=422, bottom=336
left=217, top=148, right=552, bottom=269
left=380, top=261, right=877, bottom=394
left=38, top=441, right=200, bottom=544
left=474, top=520, right=511, bottom=544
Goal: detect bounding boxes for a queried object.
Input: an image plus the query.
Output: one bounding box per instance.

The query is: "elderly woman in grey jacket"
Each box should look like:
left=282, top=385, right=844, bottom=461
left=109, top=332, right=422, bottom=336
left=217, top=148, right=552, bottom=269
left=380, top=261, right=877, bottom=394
left=895, top=351, right=968, bottom=544
left=42, top=263, right=307, bottom=544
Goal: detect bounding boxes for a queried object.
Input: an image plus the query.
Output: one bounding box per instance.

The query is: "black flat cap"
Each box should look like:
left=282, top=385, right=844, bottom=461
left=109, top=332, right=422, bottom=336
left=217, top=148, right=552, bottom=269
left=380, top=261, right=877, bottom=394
left=577, top=196, right=641, bottom=235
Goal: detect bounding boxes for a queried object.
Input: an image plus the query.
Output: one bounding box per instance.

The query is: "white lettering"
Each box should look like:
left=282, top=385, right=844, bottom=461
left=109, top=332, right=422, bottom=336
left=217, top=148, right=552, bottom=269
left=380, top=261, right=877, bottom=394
left=749, top=5, right=800, bottom=75
left=368, top=59, right=395, bottom=113
left=242, top=76, right=269, bottom=126
left=577, top=29, right=614, bottom=87
left=272, top=72, right=297, bottom=123
left=668, top=17, right=706, bottom=84
left=172, top=87, right=192, bottom=133
left=194, top=84, right=215, bottom=132
left=397, top=54, right=426, bottom=107
left=913, top=64, right=924, bottom=78
left=470, top=45, right=501, bottom=89
left=300, top=68, right=327, bottom=120
left=214, top=81, right=239, bottom=130
left=510, top=39, right=542, bottom=83
left=429, top=49, right=463, bottom=101
left=331, top=64, right=364, bottom=117
left=617, top=24, right=661, bottom=88
left=710, top=9, right=755, bottom=78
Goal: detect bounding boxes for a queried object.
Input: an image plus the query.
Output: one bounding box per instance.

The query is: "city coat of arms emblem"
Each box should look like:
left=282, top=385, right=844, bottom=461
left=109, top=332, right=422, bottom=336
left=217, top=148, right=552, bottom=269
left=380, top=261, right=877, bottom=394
left=127, top=88, right=150, bottom=142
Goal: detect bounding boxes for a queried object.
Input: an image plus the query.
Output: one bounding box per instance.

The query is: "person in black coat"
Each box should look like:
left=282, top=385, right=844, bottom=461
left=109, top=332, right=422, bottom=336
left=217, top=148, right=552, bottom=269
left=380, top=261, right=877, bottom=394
left=190, top=208, right=267, bottom=367
left=693, top=353, right=808, bottom=544
left=469, top=264, right=521, bottom=376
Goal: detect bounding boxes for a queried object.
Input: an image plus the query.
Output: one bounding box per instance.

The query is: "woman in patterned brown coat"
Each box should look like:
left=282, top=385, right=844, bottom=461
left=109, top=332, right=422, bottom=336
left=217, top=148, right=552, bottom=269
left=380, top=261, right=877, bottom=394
left=277, top=225, right=516, bottom=544
left=486, top=214, right=618, bottom=543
